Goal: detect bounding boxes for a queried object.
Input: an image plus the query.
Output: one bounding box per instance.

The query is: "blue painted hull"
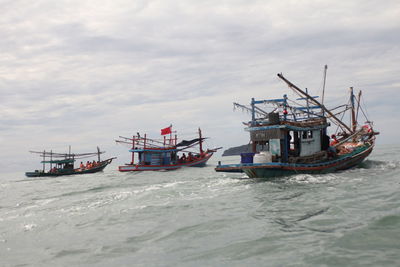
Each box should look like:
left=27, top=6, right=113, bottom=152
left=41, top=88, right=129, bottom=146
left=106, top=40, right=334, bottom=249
left=216, top=144, right=373, bottom=178
left=119, top=153, right=213, bottom=172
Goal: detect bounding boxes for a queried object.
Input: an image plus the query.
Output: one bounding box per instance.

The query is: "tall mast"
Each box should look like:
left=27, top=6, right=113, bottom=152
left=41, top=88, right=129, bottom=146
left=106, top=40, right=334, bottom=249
left=132, top=134, right=139, bottom=165
left=321, top=65, right=328, bottom=107
left=43, top=150, right=45, bottom=172
left=251, top=98, right=256, bottom=125
left=97, top=146, right=101, bottom=162
left=321, top=65, right=328, bottom=116
left=198, top=128, right=203, bottom=154
left=132, top=135, right=135, bottom=164
left=355, top=90, right=362, bottom=123
left=277, top=73, right=352, bottom=133
left=350, top=87, right=357, bottom=132
left=305, top=89, right=310, bottom=118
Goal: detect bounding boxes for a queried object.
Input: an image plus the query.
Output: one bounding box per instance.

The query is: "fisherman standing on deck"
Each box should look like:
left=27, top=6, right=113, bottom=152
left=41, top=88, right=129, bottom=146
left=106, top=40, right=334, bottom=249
left=330, top=134, right=339, bottom=146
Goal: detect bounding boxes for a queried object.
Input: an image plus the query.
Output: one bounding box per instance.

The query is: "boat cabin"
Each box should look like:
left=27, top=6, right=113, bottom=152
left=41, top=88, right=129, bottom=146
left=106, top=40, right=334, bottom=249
left=130, top=148, right=178, bottom=166
left=245, top=96, right=330, bottom=164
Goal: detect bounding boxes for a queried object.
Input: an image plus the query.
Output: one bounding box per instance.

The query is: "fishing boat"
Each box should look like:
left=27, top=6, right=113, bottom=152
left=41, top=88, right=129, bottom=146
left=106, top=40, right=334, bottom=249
left=116, top=126, right=220, bottom=171
left=25, top=147, right=115, bottom=177
left=216, top=69, right=379, bottom=178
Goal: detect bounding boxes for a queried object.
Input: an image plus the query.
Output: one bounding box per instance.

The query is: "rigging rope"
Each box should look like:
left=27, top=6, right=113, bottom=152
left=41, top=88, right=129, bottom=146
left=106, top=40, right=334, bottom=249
left=360, top=95, right=370, bottom=122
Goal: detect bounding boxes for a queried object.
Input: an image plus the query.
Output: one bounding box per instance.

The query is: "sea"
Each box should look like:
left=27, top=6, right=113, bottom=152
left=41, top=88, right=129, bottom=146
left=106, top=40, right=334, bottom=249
left=1, top=144, right=399, bottom=267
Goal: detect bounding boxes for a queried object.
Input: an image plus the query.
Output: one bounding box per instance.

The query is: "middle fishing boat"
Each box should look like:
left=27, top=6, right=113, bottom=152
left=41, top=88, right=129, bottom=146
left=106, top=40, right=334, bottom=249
left=116, top=126, right=219, bottom=171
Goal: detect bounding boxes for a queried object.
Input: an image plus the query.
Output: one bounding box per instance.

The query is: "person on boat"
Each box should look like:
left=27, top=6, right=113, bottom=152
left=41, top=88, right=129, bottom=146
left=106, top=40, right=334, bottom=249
left=92, top=160, right=96, bottom=167
left=322, top=134, right=330, bottom=150
left=188, top=152, right=193, bottom=162
left=330, top=134, right=339, bottom=146
left=86, top=161, right=91, bottom=169
left=287, top=133, right=293, bottom=155
left=80, top=162, right=85, bottom=170
left=181, top=153, right=186, bottom=162
left=327, top=146, right=337, bottom=158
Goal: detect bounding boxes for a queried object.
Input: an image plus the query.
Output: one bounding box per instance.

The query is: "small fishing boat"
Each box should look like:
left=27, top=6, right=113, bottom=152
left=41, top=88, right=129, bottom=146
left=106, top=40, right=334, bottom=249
left=25, top=147, right=115, bottom=177
left=216, top=68, right=379, bottom=178
left=116, top=126, right=220, bottom=171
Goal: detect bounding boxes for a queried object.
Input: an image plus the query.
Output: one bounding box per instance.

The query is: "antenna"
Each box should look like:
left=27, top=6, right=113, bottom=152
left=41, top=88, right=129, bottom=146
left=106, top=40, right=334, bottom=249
left=321, top=65, right=328, bottom=114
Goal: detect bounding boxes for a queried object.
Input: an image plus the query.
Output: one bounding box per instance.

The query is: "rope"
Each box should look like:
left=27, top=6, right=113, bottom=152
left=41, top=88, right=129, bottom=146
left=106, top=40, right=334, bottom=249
left=360, top=95, right=370, bottom=122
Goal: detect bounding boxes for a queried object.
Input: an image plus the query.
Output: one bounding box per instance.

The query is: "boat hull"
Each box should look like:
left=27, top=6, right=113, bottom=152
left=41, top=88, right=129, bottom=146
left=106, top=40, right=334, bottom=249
left=119, top=153, right=213, bottom=172
left=25, top=158, right=114, bottom=177
left=216, top=144, right=373, bottom=178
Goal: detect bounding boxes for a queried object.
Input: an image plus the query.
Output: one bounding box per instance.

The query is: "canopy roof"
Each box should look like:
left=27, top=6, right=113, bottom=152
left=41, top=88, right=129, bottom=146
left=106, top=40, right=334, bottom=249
left=176, top=138, right=204, bottom=147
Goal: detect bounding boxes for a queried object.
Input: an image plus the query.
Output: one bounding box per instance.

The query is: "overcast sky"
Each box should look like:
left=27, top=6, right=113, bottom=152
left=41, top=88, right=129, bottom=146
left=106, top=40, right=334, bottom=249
left=1, top=0, right=399, bottom=173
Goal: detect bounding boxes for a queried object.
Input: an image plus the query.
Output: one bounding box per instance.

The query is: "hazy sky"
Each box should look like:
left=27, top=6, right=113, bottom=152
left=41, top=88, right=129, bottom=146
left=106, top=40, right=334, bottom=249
left=1, top=0, right=399, bottom=173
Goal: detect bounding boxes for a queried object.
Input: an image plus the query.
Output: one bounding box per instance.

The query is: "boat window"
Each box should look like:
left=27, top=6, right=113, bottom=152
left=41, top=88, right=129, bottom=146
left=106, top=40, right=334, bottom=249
left=302, top=130, right=313, bottom=140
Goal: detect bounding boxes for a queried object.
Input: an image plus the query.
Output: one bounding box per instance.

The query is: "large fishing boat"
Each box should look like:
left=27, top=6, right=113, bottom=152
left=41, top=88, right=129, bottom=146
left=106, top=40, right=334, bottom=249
left=216, top=69, right=378, bottom=178
left=116, top=126, right=219, bottom=171
left=25, top=147, right=115, bottom=177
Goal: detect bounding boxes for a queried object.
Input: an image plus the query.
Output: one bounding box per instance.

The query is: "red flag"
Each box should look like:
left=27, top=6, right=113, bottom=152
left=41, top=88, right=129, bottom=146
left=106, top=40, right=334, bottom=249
left=161, top=125, right=172, bottom=135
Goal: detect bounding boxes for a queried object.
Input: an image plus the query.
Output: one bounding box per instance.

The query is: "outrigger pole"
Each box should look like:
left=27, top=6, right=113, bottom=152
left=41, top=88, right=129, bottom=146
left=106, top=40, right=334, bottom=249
left=277, top=73, right=352, bottom=134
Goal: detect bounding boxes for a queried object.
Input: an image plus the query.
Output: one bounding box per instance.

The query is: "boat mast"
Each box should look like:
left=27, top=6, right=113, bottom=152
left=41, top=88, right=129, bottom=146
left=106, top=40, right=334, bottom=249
left=321, top=65, right=328, bottom=112
left=198, top=128, right=203, bottom=154
left=350, top=87, right=357, bottom=132
left=97, top=146, right=101, bottom=162
left=132, top=135, right=135, bottom=164
left=43, top=150, right=45, bottom=172
left=305, top=89, right=310, bottom=118
left=355, top=90, right=362, bottom=123
left=277, top=73, right=352, bottom=133
left=321, top=65, right=328, bottom=105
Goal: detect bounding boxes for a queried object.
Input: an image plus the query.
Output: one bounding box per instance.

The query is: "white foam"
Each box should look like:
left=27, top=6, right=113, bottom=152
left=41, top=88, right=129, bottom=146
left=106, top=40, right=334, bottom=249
left=23, top=223, right=37, bottom=231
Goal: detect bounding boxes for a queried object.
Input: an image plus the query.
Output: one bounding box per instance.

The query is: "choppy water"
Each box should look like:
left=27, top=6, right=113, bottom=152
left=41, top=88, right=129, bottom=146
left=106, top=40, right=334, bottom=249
left=1, top=144, right=399, bottom=266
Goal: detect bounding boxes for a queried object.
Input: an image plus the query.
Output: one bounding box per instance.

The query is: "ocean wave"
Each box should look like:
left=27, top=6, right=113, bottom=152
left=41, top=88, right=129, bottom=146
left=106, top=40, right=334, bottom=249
left=286, top=173, right=339, bottom=184
left=358, top=159, right=399, bottom=170
left=23, top=223, right=37, bottom=231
